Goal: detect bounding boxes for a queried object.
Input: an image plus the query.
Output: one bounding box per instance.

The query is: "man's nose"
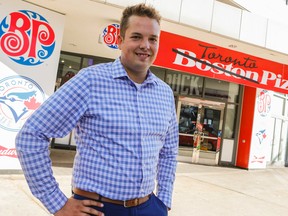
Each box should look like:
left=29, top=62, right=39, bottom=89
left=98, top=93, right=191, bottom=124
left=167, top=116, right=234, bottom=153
left=140, top=39, right=150, bottom=49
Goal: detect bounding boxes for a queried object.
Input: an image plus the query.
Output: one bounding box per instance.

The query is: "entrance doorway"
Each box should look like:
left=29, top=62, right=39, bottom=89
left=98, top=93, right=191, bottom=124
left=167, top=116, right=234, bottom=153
left=177, top=96, right=225, bottom=165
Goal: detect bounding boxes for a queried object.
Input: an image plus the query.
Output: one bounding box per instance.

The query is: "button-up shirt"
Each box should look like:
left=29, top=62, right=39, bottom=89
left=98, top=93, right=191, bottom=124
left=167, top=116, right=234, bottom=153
left=16, top=58, right=179, bottom=214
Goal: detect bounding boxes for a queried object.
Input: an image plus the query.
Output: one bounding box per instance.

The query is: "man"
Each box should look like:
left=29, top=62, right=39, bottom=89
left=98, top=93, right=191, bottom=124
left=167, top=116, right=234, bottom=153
left=16, top=3, right=178, bottom=216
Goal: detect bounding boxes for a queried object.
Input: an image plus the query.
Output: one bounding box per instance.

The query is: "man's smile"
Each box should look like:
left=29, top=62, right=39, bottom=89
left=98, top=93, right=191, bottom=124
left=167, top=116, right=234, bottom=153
left=136, top=52, right=150, bottom=58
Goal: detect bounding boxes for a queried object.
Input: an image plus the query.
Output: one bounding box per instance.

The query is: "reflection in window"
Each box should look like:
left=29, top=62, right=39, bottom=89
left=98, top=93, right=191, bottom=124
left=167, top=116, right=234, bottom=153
left=57, top=54, right=81, bottom=78
left=82, top=57, right=111, bottom=68
left=165, top=70, right=203, bottom=96
left=179, top=104, right=198, bottom=135
left=228, top=82, right=240, bottom=103
left=204, top=78, right=240, bottom=102
left=178, top=104, right=198, bottom=147
left=56, top=54, right=81, bottom=89
left=203, top=108, right=220, bottom=137
left=56, top=53, right=112, bottom=90
left=151, top=66, right=165, bottom=81
left=224, top=104, right=238, bottom=139
left=204, top=78, right=229, bottom=101
left=82, top=58, right=94, bottom=68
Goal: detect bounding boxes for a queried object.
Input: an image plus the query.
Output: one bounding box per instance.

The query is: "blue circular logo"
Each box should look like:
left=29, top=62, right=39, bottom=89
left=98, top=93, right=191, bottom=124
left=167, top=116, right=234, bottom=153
left=0, top=75, right=45, bottom=132
left=0, top=10, right=56, bottom=66
left=102, top=24, right=120, bottom=49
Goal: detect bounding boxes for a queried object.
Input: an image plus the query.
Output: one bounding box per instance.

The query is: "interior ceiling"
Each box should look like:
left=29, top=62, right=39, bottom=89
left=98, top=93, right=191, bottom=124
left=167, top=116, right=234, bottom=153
left=23, top=0, right=288, bottom=65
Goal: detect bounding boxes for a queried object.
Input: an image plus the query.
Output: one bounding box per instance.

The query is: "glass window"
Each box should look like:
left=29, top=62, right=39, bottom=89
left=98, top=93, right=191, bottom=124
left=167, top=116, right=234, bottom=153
left=56, top=53, right=113, bottom=90
left=150, top=66, right=165, bottom=81
left=224, top=104, right=238, bottom=139
left=271, top=93, right=285, bottom=116
left=204, top=78, right=229, bottom=101
left=204, top=78, right=240, bottom=102
left=228, top=82, right=240, bottom=103
left=82, top=56, right=112, bottom=69
left=178, top=103, right=198, bottom=147
left=203, top=108, right=221, bottom=137
left=165, top=70, right=203, bottom=96
left=56, top=54, right=81, bottom=89
left=286, top=96, right=288, bottom=117
left=58, top=54, right=81, bottom=77
left=82, top=58, right=95, bottom=68
left=179, top=104, right=198, bottom=135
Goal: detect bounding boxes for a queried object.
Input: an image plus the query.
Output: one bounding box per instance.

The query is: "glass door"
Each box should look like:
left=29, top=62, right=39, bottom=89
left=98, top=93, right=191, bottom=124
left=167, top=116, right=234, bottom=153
left=177, top=97, right=225, bottom=165
left=178, top=103, right=198, bottom=146
left=201, top=107, right=222, bottom=152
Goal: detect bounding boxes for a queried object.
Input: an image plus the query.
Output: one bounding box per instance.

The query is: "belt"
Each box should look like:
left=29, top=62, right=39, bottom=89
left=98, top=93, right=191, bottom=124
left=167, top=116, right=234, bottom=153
left=73, top=188, right=151, bottom=208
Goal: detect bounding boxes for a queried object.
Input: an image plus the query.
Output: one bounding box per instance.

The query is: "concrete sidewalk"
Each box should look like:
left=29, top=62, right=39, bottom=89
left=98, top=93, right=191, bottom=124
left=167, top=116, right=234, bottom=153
left=1, top=149, right=288, bottom=216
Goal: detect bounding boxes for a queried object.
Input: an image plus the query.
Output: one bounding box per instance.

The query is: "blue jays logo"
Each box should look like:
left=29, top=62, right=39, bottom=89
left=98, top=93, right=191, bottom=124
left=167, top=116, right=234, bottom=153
left=0, top=76, right=45, bottom=132
left=256, top=129, right=267, bottom=145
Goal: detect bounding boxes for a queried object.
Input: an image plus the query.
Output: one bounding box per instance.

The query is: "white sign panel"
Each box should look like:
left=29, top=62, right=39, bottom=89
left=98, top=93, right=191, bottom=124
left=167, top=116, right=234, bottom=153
left=248, top=89, right=273, bottom=169
left=0, top=0, right=65, bottom=170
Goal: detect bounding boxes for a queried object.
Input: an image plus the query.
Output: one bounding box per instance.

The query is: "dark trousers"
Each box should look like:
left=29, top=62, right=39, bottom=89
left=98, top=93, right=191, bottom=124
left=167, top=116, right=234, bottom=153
left=73, top=193, right=168, bottom=216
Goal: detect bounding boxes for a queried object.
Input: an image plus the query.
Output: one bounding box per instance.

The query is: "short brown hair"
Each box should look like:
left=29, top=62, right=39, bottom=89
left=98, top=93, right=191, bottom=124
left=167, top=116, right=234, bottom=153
left=120, top=3, right=161, bottom=38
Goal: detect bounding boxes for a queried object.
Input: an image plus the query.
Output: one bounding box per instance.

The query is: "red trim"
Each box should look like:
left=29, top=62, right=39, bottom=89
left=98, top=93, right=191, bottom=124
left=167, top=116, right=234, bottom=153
left=236, top=86, right=256, bottom=168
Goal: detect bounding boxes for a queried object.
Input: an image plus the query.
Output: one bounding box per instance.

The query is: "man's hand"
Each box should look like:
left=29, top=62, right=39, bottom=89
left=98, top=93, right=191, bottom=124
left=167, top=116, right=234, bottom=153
left=54, top=197, right=104, bottom=216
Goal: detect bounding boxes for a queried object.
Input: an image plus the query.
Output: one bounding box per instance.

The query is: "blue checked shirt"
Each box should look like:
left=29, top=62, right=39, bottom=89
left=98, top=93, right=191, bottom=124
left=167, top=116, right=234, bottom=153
left=16, top=58, right=179, bottom=214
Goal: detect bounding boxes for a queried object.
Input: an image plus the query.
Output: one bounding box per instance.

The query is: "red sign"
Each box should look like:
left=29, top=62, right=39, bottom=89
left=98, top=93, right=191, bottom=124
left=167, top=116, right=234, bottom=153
left=0, top=145, right=17, bottom=158
left=101, top=24, right=120, bottom=49
left=154, top=31, right=288, bottom=94
left=0, top=10, right=56, bottom=66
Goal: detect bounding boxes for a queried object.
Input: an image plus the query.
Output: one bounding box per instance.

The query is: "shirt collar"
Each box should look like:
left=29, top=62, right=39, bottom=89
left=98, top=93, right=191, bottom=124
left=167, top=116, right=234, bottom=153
left=111, top=58, right=159, bottom=86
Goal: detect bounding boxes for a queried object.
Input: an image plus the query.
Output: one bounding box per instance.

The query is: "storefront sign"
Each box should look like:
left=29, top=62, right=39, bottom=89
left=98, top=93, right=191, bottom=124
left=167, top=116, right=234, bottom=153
left=249, top=89, right=273, bottom=169
left=0, top=10, right=56, bottom=66
left=154, top=31, right=288, bottom=94
left=0, top=0, right=64, bottom=170
left=256, top=89, right=271, bottom=117
left=101, top=23, right=120, bottom=49
left=0, top=75, right=45, bottom=132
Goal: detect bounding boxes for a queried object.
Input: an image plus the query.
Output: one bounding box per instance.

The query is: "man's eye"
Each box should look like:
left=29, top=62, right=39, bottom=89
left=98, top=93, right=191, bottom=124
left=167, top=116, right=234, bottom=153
left=150, top=38, right=158, bottom=43
left=131, top=36, right=140, bottom=39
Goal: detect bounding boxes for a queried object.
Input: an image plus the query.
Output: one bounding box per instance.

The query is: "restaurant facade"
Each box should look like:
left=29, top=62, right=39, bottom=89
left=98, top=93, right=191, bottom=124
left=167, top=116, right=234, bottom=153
left=1, top=0, right=288, bottom=171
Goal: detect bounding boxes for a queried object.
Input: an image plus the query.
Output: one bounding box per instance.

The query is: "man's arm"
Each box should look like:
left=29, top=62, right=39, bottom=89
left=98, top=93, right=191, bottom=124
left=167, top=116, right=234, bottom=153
left=156, top=95, right=179, bottom=209
left=15, top=70, right=91, bottom=214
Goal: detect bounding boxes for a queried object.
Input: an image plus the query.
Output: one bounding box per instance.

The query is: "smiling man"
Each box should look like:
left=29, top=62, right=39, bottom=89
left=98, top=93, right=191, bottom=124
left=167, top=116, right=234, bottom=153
left=118, top=11, right=160, bottom=84
left=16, top=3, right=178, bottom=216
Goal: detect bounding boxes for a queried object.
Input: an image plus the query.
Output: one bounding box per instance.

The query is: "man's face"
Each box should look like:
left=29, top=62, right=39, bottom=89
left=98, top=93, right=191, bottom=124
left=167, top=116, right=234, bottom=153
left=118, top=15, right=160, bottom=77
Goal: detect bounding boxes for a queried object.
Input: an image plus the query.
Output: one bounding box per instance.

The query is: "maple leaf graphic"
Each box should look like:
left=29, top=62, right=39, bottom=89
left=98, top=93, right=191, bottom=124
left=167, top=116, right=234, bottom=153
left=24, top=97, right=41, bottom=110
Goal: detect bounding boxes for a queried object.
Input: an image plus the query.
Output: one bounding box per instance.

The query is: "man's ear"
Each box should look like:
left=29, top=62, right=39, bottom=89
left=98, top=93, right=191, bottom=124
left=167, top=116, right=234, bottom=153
left=117, top=35, right=123, bottom=50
